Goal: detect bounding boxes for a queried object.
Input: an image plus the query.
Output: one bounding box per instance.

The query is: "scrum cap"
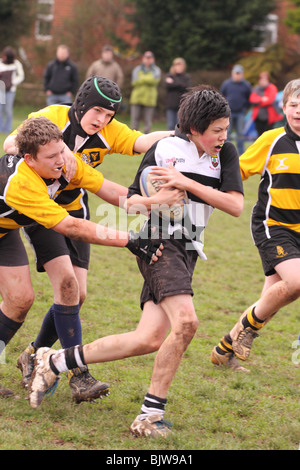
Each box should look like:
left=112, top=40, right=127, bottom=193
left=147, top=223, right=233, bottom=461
left=74, top=76, right=122, bottom=121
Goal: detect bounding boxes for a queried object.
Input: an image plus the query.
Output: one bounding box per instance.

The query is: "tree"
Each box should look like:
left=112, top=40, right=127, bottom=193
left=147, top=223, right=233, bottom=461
left=126, top=0, right=277, bottom=70
left=284, top=0, right=300, bottom=34
left=0, top=0, right=34, bottom=49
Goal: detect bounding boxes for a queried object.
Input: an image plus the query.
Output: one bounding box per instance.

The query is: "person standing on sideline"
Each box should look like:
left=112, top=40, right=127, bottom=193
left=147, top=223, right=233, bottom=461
left=44, top=45, right=78, bottom=106
left=220, top=64, right=252, bottom=155
left=0, top=46, right=24, bottom=133
left=165, top=57, right=191, bottom=130
left=249, top=71, right=283, bottom=136
left=86, top=45, right=124, bottom=89
left=130, top=51, right=161, bottom=133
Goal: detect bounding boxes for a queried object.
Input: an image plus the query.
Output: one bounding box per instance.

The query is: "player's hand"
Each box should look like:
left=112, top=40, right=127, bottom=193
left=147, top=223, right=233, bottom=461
left=126, top=230, right=163, bottom=265
left=62, top=145, right=77, bottom=181
left=151, top=186, right=186, bottom=207
left=151, top=164, right=189, bottom=191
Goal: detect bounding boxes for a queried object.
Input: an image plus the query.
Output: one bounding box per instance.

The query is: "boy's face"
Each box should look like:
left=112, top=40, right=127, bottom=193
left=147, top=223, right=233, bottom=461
left=80, top=106, right=115, bottom=135
left=25, top=139, right=66, bottom=180
left=190, top=117, right=229, bottom=156
left=283, top=95, right=300, bottom=135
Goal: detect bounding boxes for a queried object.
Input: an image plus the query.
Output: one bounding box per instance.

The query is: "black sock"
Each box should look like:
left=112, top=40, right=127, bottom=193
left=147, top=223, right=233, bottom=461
left=33, top=305, right=58, bottom=349
left=0, top=309, right=23, bottom=349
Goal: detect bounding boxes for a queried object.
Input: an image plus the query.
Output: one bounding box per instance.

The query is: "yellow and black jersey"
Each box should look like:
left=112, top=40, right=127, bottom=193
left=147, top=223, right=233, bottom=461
left=10, top=104, right=142, bottom=218
left=240, top=124, right=300, bottom=245
left=0, top=153, right=103, bottom=238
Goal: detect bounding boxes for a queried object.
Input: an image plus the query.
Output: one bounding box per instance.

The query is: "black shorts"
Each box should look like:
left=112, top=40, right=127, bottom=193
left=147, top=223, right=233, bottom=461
left=137, top=237, right=198, bottom=309
left=257, top=226, right=300, bottom=276
left=0, top=230, right=29, bottom=267
left=23, top=223, right=90, bottom=272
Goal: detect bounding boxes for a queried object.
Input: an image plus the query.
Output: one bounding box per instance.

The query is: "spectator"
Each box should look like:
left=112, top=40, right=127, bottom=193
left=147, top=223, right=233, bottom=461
left=44, top=45, right=78, bottom=106
left=165, top=57, right=191, bottom=130
left=249, top=71, right=283, bottom=136
left=130, top=51, right=161, bottom=133
left=0, top=46, right=24, bottom=133
left=220, top=64, right=252, bottom=155
left=86, top=45, right=124, bottom=89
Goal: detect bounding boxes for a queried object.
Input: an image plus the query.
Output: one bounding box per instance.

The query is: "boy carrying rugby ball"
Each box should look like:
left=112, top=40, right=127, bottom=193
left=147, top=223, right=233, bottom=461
left=28, top=85, right=244, bottom=437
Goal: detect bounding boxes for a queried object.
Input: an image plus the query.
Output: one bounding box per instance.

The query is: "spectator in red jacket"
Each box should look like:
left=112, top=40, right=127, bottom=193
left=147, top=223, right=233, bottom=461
left=250, top=71, right=283, bottom=136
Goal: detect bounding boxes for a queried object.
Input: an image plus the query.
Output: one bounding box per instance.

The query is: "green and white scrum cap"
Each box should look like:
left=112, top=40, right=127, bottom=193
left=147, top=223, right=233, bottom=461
left=74, top=76, right=122, bottom=121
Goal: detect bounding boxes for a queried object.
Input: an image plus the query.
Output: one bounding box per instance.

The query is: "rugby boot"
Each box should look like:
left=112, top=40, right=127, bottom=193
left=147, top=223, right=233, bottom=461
left=211, top=346, right=250, bottom=373
left=17, top=342, right=36, bottom=388
left=67, top=366, right=110, bottom=404
left=29, top=347, right=60, bottom=409
left=232, top=319, right=259, bottom=361
left=130, top=414, right=173, bottom=438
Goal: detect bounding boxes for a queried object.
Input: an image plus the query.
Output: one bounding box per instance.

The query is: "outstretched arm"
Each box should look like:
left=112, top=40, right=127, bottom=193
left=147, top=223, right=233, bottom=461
left=53, top=215, right=163, bottom=265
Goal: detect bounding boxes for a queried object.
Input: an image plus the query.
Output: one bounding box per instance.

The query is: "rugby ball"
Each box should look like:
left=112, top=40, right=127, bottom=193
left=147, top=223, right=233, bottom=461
left=139, top=166, right=188, bottom=222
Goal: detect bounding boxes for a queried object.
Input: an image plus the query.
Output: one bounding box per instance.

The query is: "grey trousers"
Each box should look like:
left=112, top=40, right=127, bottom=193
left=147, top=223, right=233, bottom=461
left=130, top=104, right=155, bottom=133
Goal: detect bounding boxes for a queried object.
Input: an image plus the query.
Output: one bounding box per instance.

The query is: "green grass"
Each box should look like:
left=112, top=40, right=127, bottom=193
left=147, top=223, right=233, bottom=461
left=0, top=108, right=299, bottom=450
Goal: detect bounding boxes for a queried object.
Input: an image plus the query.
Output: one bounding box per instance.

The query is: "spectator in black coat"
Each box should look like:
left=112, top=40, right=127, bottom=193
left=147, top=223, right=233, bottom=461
left=44, top=45, right=79, bottom=106
left=165, top=58, right=191, bottom=130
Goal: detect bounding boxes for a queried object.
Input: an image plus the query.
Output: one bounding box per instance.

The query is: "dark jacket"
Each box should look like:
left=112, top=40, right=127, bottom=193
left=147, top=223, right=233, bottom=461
left=44, top=58, right=79, bottom=95
left=165, top=73, right=191, bottom=110
left=220, top=78, right=252, bottom=113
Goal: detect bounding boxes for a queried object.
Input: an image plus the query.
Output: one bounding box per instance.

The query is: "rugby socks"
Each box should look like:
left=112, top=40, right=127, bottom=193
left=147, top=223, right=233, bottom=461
left=33, top=305, right=58, bottom=349
left=138, top=393, right=167, bottom=420
left=215, top=334, right=233, bottom=356
left=52, top=303, right=82, bottom=348
left=34, top=303, right=82, bottom=350
left=242, top=307, right=265, bottom=331
left=0, top=309, right=23, bottom=350
left=215, top=308, right=265, bottom=357
left=49, top=345, right=86, bottom=375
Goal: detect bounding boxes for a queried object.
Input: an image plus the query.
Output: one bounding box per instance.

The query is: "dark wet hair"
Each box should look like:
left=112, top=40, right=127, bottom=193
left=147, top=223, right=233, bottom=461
left=178, top=84, right=231, bottom=134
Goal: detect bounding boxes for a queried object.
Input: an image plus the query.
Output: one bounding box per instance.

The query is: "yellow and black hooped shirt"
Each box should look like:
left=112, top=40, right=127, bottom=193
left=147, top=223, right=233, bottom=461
left=10, top=104, right=141, bottom=219
left=240, top=123, right=300, bottom=245
left=0, top=153, right=103, bottom=239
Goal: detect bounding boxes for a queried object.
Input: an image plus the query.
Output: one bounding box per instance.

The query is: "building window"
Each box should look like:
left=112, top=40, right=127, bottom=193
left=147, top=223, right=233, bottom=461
left=35, top=0, right=54, bottom=40
left=253, top=14, right=278, bottom=52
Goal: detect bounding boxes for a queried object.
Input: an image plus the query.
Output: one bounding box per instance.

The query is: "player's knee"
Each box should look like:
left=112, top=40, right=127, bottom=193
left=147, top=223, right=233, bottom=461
left=134, top=329, right=165, bottom=354
left=6, top=288, right=35, bottom=322
left=173, top=310, right=199, bottom=345
left=79, top=290, right=86, bottom=307
left=59, top=274, right=79, bottom=304
left=146, top=333, right=165, bottom=353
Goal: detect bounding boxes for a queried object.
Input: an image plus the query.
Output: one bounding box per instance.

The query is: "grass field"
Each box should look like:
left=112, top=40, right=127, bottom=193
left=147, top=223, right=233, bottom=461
left=0, top=109, right=299, bottom=451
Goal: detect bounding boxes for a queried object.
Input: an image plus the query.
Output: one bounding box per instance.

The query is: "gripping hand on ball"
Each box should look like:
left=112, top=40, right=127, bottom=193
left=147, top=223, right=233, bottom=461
left=126, top=230, right=163, bottom=265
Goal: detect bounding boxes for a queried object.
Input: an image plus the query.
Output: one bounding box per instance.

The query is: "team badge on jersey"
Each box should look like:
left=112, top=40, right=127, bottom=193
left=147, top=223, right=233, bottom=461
left=211, top=155, right=219, bottom=168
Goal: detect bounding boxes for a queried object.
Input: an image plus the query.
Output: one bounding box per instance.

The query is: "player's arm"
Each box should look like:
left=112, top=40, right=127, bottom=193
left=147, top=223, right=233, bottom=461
left=96, top=179, right=129, bottom=209
left=151, top=165, right=244, bottom=217
left=53, top=215, right=163, bottom=265
left=133, top=131, right=174, bottom=154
